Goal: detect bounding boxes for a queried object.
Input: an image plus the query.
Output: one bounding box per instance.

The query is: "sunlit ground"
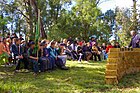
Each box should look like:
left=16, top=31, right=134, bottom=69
left=0, top=61, right=140, bottom=93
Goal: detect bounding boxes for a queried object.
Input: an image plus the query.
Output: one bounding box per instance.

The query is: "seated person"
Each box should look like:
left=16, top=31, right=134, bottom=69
left=82, top=42, right=92, bottom=62
left=56, top=43, right=67, bottom=65
left=70, top=41, right=78, bottom=60
left=38, top=42, right=49, bottom=72
left=65, top=41, right=75, bottom=60
left=92, top=44, right=101, bottom=61
left=42, top=41, right=55, bottom=71
left=77, top=45, right=83, bottom=62
left=28, top=41, right=39, bottom=75
left=114, top=42, right=121, bottom=48
left=47, top=41, right=68, bottom=70
left=11, top=38, right=28, bottom=72
left=0, top=38, right=10, bottom=65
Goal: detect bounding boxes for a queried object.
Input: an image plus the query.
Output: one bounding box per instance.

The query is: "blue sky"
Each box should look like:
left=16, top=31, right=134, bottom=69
left=99, top=0, right=140, bottom=13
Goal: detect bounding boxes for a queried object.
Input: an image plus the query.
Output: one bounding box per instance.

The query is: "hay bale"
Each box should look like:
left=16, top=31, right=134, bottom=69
left=107, top=58, right=121, bottom=63
left=105, top=70, right=118, bottom=76
left=133, top=48, right=140, bottom=51
left=108, top=52, right=120, bottom=58
left=109, top=48, right=120, bottom=52
left=106, top=64, right=117, bottom=70
left=105, top=76, right=118, bottom=84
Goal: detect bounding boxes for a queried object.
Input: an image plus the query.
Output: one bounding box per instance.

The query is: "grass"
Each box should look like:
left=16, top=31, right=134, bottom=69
left=0, top=61, right=140, bottom=93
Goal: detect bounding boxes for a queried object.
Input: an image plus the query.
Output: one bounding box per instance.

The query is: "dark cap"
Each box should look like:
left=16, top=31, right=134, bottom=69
left=29, top=41, right=35, bottom=46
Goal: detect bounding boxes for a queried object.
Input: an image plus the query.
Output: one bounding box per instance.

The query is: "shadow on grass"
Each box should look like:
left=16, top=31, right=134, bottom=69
left=118, top=73, right=140, bottom=88
left=0, top=61, right=140, bottom=93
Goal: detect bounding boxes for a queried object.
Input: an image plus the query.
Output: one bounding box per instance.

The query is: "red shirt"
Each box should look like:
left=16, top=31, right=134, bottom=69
left=106, top=45, right=114, bottom=53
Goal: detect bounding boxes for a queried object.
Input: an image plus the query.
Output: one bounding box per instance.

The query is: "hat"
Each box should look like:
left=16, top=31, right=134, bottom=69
left=21, top=40, right=25, bottom=43
left=29, top=41, right=35, bottom=46
left=40, top=42, right=45, bottom=46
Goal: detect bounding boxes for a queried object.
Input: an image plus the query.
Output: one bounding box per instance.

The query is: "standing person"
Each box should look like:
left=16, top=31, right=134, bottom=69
left=106, top=43, right=114, bottom=53
left=90, top=37, right=97, bottom=48
left=106, top=43, right=114, bottom=59
left=11, top=38, right=27, bottom=72
left=129, top=30, right=140, bottom=48
left=101, top=43, right=107, bottom=60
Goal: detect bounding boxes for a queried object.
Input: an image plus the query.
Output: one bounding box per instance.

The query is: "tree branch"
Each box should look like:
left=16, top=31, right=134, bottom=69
left=96, top=0, right=111, bottom=6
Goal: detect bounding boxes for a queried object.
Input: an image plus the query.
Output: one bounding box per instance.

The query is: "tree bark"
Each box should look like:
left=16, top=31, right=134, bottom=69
left=30, top=0, right=47, bottom=39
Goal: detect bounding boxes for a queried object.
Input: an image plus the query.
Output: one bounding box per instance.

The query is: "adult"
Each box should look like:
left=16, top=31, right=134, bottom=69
left=11, top=33, right=18, bottom=40
left=106, top=43, right=114, bottom=53
left=90, top=37, right=97, bottom=48
left=92, top=44, right=101, bottom=61
left=11, top=38, right=28, bottom=72
left=0, top=38, right=10, bottom=65
left=42, top=41, right=55, bottom=71
left=114, top=42, right=121, bottom=48
left=129, top=30, right=140, bottom=48
left=28, top=41, right=39, bottom=75
left=101, top=43, right=107, bottom=60
left=82, top=42, right=92, bottom=62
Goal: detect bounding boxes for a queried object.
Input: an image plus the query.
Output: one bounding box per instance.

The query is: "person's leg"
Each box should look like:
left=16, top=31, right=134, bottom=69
left=23, top=58, right=29, bottom=70
left=87, top=52, right=92, bottom=61
left=58, top=55, right=67, bottom=65
left=31, top=60, right=39, bottom=73
left=71, top=51, right=77, bottom=60
left=38, top=58, right=44, bottom=72
left=55, top=58, right=68, bottom=70
left=48, top=57, right=55, bottom=70
left=78, top=53, right=83, bottom=62
left=66, top=51, right=74, bottom=60
left=93, top=53, right=97, bottom=61
left=16, top=59, right=21, bottom=70
left=97, top=54, right=101, bottom=61
left=55, top=58, right=64, bottom=68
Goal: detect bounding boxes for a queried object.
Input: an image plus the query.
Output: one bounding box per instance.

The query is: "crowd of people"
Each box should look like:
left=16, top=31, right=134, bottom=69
left=0, top=30, right=139, bottom=76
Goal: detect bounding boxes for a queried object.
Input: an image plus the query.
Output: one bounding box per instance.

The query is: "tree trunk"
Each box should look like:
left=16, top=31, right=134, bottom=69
left=30, top=0, right=47, bottom=39
left=24, top=0, right=34, bottom=40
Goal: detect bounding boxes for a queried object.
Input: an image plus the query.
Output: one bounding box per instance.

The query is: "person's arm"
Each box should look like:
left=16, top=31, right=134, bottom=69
left=28, top=49, right=38, bottom=60
left=106, top=46, right=109, bottom=53
left=136, top=34, right=140, bottom=44
left=29, top=56, right=38, bottom=60
left=11, top=45, right=18, bottom=56
left=128, top=39, right=132, bottom=48
left=48, top=48, right=57, bottom=58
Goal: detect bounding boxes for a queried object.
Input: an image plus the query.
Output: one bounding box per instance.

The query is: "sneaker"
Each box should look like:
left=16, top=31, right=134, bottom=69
left=61, top=66, right=68, bottom=70
left=33, top=73, right=38, bottom=76
left=15, top=70, right=20, bottom=73
left=78, top=60, right=81, bottom=63
left=24, top=69, right=30, bottom=73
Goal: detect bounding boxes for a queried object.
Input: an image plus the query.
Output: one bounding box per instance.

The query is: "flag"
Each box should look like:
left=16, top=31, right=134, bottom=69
left=34, top=9, right=40, bottom=54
